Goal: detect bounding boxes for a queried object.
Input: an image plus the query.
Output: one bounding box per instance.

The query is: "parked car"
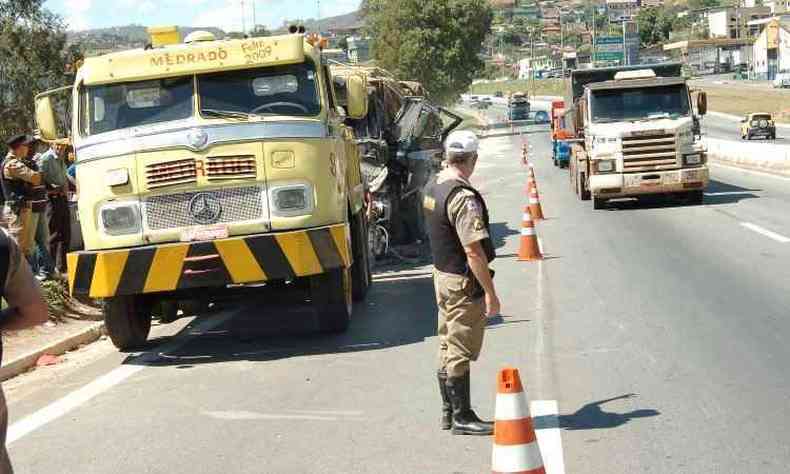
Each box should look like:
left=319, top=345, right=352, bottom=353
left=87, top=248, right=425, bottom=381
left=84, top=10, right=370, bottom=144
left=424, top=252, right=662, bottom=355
left=741, top=112, right=776, bottom=140
left=534, top=110, right=549, bottom=124
left=773, top=73, right=790, bottom=88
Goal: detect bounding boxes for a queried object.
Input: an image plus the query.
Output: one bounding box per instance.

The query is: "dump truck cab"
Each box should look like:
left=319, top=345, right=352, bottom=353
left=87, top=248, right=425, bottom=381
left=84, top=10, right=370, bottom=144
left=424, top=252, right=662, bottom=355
left=35, top=29, right=372, bottom=350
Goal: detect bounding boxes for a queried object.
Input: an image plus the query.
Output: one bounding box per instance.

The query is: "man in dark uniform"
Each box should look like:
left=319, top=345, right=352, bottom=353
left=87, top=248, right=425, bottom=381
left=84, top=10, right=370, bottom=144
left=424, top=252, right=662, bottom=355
left=424, top=130, right=501, bottom=436
left=2, top=134, right=48, bottom=266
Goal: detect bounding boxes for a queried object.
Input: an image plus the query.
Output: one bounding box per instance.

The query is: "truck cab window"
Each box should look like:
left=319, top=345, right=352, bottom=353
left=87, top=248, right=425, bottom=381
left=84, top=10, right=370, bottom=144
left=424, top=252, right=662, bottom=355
left=83, top=77, right=193, bottom=135
left=198, top=62, right=321, bottom=117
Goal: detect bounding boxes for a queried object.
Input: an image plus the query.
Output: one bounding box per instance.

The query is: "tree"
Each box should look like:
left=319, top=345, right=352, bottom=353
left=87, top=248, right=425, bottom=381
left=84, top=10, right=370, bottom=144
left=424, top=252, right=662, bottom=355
left=636, top=7, right=675, bottom=46
left=362, top=0, right=493, bottom=104
left=0, top=0, right=69, bottom=137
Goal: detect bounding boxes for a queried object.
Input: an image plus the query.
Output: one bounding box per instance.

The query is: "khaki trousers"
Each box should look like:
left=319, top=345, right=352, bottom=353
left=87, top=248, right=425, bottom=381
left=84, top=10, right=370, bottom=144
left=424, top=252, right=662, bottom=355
left=4, top=207, right=37, bottom=258
left=434, top=269, right=486, bottom=378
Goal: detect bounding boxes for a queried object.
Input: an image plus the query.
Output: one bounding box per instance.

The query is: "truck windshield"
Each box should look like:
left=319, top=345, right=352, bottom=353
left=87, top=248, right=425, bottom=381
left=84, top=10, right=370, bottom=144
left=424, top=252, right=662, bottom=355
left=590, top=84, right=690, bottom=123
left=82, top=77, right=194, bottom=135
left=198, top=62, right=321, bottom=117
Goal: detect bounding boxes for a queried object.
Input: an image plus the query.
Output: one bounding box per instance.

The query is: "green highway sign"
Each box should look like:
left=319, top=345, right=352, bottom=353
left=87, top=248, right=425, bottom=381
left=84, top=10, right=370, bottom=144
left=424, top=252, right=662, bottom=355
left=594, top=51, right=624, bottom=61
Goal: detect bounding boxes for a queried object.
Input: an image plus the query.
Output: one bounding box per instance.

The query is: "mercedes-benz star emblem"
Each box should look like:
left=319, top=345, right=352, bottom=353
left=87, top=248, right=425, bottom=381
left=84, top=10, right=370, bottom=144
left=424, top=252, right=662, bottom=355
left=187, top=128, right=209, bottom=150
left=189, top=193, right=222, bottom=225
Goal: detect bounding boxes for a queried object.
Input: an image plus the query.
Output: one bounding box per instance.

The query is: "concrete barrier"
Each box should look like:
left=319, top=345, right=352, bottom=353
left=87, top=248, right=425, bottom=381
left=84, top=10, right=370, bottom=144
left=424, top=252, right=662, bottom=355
left=704, top=136, right=790, bottom=176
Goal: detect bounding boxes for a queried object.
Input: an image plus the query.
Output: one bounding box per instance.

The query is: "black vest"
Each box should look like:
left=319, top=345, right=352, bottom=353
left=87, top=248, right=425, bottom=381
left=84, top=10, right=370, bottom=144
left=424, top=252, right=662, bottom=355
left=425, top=177, right=495, bottom=275
left=1, top=155, right=45, bottom=212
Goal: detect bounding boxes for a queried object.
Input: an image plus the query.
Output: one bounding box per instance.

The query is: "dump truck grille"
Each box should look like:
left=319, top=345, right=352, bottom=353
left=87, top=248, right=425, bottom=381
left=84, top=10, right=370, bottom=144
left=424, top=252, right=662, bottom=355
left=206, top=156, right=257, bottom=180
left=145, top=159, right=197, bottom=189
left=144, top=186, right=265, bottom=230
left=622, top=133, right=678, bottom=171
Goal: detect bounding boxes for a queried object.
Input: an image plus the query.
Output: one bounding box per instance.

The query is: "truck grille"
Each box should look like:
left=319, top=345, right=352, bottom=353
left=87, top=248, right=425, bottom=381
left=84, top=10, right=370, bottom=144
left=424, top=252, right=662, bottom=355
left=622, top=133, right=678, bottom=171
left=206, top=156, right=257, bottom=180
left=145, top=159, right=197, bottom=189
left=144, top=186, right=265, bottom=230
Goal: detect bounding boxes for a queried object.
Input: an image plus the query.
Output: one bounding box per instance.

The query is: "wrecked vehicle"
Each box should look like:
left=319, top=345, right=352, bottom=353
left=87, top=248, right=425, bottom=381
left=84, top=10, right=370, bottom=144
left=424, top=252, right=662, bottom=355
left=331, top=66, right=461, bottom=259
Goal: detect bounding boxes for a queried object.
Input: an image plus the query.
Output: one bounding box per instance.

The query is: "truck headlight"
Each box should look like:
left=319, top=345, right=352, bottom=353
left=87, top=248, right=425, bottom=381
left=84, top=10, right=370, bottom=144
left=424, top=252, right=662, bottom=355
left=596, top=160, right=615, bottom=173
left=270, top=183, right=314, bottom=217
left=99, top=202, right=141, bottom=235
left=684, top=153, right=702, bottom=165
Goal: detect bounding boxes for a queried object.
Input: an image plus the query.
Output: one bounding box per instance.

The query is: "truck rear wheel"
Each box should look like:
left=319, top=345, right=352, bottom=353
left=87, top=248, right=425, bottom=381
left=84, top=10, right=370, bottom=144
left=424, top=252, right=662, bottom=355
left=103, top=295, right=153, bottom=351
left=687, top=190, right=704, bottom=205
left=310, top=267, right=352, bottom=333
left=351, top=211, right=372, bottom=302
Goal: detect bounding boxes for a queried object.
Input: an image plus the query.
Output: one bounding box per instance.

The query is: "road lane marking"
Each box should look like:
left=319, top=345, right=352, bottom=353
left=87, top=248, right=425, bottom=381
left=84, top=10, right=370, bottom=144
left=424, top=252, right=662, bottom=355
left=704, top=191, right=755, bottom=196
left=7, top=312, right=235, bottom=445
left=740, top=222, right=790, bottom=243
left=532, top=400, right=566, bottom=474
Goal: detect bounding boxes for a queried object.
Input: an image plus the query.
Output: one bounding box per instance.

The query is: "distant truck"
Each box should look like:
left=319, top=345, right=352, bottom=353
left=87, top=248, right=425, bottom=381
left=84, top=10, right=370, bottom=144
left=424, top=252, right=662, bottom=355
left=508, top=92, right=530, bottom=121
left=563, top=63, right=709, bottom=209
left=550, top=100, right=572, bottom=168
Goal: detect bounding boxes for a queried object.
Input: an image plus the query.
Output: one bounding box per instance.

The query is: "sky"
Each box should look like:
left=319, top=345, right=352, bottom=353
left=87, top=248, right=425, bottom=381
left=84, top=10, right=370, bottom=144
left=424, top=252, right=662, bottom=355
left=44, top=0, right=361, bottom=32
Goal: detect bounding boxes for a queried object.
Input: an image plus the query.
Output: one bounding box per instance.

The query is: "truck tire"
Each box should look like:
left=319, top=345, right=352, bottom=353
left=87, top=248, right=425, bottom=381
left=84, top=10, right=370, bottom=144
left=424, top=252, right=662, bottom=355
left=578, top=172, right=591, bottom=201
left=103, top=295, right=153, bottom=351
left=179, top=299, right=210, bottom=317
left=593, top=197, right=607, bottom=210
left=351, top=211, right=372, bottom=302
left=687, top=190, right=704, bottom=205
left=311, top=267, right=352, bottom=333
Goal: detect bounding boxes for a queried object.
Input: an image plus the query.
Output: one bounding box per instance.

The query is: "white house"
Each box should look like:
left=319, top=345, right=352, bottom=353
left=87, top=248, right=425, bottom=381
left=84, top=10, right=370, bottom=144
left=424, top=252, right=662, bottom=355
left=752, top=19, right=790, bottom=78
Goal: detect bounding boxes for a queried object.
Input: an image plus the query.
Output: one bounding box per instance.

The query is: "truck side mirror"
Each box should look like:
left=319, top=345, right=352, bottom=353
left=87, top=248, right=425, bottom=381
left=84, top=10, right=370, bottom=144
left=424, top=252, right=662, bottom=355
left=696, top=91, right=707, bottom=116
left=345, top=74, right=368, bottom=120
left=35, top=95, right=61, bottom=141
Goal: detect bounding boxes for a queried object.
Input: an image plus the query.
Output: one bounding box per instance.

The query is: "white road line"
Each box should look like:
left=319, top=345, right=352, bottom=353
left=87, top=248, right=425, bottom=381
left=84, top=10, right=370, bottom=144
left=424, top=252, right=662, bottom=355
left=531, top=400, right=566, bottom=474
left=704, top=191, right=755, bottom=196
left=740, top=222, right=790, bottom=243
left=7, top=313, right=235, bottom=445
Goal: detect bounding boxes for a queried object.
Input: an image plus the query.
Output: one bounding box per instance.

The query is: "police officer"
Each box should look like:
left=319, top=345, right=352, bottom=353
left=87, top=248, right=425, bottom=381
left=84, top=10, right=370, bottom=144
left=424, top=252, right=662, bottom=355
left=424, top=130, right=500, bottom=436
left=2, top=134, right=48, bottom=266
left=0, top=227, right=49, bottom=473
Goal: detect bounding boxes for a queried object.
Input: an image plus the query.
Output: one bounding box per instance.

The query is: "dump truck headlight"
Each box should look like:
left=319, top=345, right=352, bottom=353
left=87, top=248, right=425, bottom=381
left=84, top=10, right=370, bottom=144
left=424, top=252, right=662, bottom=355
left=99, top=201, right=141, bottom=235
left=596, top=159, right=615, bottom=173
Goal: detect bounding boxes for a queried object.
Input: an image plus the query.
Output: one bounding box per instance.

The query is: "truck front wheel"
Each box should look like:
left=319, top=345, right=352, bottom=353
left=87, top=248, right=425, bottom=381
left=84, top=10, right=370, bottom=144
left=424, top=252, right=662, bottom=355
left=578, top=172, right=591, bottom=201
left=310, top=267, right=352, bottom=333
left=103, top=295, right=153, bottom=351
left=593, top=197, right=607, bottom=210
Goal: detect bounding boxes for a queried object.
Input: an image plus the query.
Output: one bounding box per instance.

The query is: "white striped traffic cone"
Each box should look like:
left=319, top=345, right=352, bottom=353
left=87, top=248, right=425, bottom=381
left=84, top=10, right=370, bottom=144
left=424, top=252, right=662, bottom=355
left=527, top=181, right=544, bottom=221
left=492, top=367, right=545, bottom=474
left=517, top=207, right=543, bottom=261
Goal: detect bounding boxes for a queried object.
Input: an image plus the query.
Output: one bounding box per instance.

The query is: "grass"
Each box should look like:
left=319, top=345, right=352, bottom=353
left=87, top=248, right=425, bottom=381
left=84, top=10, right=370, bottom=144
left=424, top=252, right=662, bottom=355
left=700, top=84, right=790, bottom=123
left=449, top=108, right=485, bottom=131
left=468, top=78, right=565, bottom=98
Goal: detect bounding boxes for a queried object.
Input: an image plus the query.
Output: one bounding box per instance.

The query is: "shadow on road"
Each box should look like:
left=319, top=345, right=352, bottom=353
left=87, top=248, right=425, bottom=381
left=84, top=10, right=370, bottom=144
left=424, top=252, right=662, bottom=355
left=123, top=273, right=438, bottom=369
left=604, top=179, right=759, bottom=210
left=535, top=394, right=660, bottom=431
left=490, top=222, right=519, bottom=249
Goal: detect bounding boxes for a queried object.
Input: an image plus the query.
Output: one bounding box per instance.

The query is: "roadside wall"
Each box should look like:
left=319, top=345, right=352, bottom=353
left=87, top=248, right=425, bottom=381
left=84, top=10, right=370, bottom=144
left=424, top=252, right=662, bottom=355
left=705, top=136, right=790, bottom=176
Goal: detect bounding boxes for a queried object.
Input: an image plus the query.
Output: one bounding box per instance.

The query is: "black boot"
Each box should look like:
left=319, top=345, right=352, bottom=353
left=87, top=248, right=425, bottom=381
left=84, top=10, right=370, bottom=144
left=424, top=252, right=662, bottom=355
left=446, top=371, right=494, bottom=435
left=437, top=370, right=452, bottom=430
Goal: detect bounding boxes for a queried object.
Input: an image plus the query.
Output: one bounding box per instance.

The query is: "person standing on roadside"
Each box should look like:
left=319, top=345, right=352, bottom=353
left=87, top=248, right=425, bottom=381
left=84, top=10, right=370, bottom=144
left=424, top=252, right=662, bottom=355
left=0, top=227, right=49, bottom=473
left=37, top=142, right=71, bottom=276
left=424, top=130, right=500, bottom=436
left=2, top=135, right=48, bottom=268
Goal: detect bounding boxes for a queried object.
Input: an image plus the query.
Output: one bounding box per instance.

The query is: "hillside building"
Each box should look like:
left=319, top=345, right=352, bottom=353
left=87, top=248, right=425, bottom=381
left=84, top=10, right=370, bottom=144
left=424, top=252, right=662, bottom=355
left=752, top=19, right=790, bottom=79
left=708, top=6, right=772, bottom=39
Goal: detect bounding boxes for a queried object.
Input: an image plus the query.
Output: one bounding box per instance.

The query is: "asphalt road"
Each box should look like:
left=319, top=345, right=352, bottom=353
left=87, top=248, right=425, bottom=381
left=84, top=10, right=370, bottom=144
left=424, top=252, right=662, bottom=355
left=7, top=112, right=790, bottom=472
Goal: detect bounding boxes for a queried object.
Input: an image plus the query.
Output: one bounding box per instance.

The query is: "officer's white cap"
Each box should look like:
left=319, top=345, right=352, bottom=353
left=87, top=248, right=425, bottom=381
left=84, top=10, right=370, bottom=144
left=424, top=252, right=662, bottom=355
left=445, top=130, right=479, bottom=155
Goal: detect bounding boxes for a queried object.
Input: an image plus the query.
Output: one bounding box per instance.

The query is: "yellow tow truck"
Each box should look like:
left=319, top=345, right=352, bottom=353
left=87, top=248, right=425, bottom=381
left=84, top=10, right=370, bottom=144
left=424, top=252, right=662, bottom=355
left=35, top=27, right=372, bottom=350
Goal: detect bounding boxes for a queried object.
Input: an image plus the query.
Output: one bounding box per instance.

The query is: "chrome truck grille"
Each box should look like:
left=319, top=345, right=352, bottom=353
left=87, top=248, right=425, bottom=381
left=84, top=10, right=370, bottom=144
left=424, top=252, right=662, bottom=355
left=144, top=186, right=265, bottom=230
left=621, top=133, right=678, bottom=171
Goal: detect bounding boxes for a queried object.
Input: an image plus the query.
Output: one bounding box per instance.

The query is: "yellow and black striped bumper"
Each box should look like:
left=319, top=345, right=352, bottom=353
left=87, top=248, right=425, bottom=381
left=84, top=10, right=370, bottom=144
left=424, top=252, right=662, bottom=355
left=67, top=224, right=351, bottom=298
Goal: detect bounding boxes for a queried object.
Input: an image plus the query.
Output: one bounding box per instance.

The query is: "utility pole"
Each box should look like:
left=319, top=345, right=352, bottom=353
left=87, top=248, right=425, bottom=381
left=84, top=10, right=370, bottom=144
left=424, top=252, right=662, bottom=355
left=241, top=0, right=246, bottom=35
left=252, top=0, right=257, bottom=35
left=317, top=0, right=321, bottom=34
left=560, top=12, right=565, bottom=76
left=592, top=3, right=597, bottom=67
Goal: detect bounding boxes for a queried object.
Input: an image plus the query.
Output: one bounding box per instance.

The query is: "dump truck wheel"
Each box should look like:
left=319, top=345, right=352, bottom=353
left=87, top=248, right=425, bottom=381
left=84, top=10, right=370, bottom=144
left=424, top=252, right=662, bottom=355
left=103, top=295, right=152, bottom=351
left=351, top=211, right=372, bottom=302
left=593, top=197, right=607, bottom=210
left=311, top=267, right=352, bottom=333
left=578, top=172, right=591, bottom=201
left=687, top=190, right=704, bottom=205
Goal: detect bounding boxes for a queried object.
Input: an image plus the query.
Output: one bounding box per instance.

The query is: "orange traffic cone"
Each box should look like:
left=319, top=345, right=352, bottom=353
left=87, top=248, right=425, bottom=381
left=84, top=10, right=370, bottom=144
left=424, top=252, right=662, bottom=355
left=517, top=207, right=543, bottom=261
left=491, top=368, right=545, bottom=474
left=527, top=182, right=544, bottom=221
